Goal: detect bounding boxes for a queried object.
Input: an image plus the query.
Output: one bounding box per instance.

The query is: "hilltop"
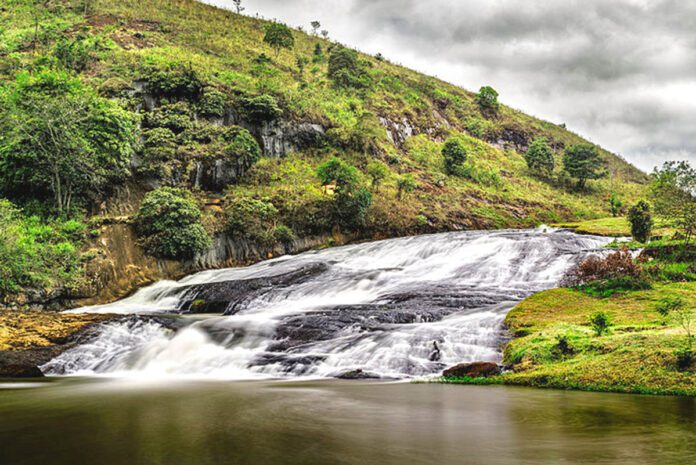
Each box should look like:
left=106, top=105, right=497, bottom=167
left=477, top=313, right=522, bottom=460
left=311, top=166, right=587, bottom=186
left=0, top=0, right=648, bottom=308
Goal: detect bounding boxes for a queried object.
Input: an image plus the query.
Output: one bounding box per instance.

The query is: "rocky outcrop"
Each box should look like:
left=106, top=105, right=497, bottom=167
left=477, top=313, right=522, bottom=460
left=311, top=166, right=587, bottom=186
left=443, top=361, right=502, bottom=378
left=254, top=121, right=326, bottom=157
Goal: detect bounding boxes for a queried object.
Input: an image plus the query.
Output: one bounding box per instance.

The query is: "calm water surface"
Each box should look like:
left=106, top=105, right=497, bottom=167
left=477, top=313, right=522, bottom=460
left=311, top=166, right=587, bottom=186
left=1, top=379, right=695, bottom=465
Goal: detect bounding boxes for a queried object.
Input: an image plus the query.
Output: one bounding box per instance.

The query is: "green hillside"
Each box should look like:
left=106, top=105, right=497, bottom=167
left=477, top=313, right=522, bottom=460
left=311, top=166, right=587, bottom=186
left=0, top=0, right=648, bottom=305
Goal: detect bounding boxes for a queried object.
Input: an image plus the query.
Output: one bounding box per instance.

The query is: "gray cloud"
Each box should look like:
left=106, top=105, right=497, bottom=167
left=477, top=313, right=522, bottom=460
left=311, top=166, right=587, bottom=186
left=206, top=0, right=696, bottom=172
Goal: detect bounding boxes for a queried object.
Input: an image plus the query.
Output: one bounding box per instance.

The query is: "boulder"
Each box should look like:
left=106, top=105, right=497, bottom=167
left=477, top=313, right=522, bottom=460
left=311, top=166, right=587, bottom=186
left=442, top=361, right=501, bottom=378
left=0, top=363, right=44, bottom=378
left=335, top=369, right=381, bottom=380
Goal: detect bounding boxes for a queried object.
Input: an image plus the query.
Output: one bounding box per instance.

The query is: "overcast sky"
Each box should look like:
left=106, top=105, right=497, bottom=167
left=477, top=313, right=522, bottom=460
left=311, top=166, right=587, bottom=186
left=206, top=0, right=696, bottom=172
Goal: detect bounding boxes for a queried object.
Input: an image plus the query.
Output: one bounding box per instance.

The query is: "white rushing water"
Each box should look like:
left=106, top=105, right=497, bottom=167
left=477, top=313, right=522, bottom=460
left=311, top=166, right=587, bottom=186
left=42, top=228, right=611, bottom=379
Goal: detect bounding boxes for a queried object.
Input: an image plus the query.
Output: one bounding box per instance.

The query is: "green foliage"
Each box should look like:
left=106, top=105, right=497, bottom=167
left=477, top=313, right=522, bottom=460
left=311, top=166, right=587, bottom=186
left=142, top=127, right=177, bottom=164
left=316, top=157, right=372, bottom=230
left=225, top=197, right=282, bottom=245
left=563, top=144, right=607, bottom=189
left=627, top=200, right=653, bottom=243
left=328, top=46, right=371, bottom=89
left=589, top=310, right=612, bottom=336
left=655, top=297, right=685, bottom=325
left=609, top=192, right=623, bottom=217
left=144, top=63, right=204, bottom=99
left=397, top=173, right=418, bottom=199
left=366, top=161, right=389, bottom=189
left=144, top=101, right=193, bottom=133
left=0, top=70, right=139, bottom=212
left=263, top=23, right=294, bottom=57
left=53, top=34, right=103, bottom=72
left=475, top=86, right=499, bottom=113
left=134, top=187, right=211, bottom=259
left=650, top=161, right=696, bottom=245
left=442, top=138, right=468, bottom=175
left=196, top=87, right=227, bottom=118
left=0, top=198, right=85, bottom=295
left=524, top=137, right=554, bottom=178
left=240, top=94, right=282, bottom=123
left=224, top=126, right=261, bottom=169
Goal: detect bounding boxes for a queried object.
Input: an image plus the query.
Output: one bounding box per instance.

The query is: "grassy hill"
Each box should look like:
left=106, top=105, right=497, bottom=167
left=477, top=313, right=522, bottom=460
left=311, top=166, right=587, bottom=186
left=0, top=0, right=648, bottom=305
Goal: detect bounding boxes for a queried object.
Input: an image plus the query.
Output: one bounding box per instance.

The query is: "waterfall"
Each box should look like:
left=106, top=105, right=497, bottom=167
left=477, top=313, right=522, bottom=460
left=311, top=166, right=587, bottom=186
left=42, top=228, right=611, bottom=379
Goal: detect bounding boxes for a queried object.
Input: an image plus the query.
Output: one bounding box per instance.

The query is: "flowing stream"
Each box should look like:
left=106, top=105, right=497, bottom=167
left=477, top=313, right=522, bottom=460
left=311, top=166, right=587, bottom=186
left=42, top=228, right=611, bottom=379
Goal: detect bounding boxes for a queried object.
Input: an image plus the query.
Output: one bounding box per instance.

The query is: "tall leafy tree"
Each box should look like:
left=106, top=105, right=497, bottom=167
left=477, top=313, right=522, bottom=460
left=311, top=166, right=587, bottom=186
left=475, top=86, right=499, bottom=114
left=263, top=23, right=295, bottom=57
left=0, top=71, right=139, bottom=212
left=650, top=161, right=696, bottom=245
left=562, top=144, right=607, bottom=189
left=524, top=137, right=555, bottom=178
left=627, top=200, right=653, bottom=243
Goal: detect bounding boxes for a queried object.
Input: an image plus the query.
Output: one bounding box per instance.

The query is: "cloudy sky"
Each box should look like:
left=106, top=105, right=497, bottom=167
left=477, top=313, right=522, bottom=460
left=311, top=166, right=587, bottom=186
left=207, top=0, right=696, bottom=172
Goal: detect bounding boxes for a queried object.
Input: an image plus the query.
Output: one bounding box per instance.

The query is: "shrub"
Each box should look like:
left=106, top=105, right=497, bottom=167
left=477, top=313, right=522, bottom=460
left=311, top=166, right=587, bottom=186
left=655, top=297, right=684, bottom=325
left=609, top=193, right=623, bottom=217
left=317, top=156, right=360, bottom=187
left=442, top=138, right=467, bottom=175
left=562, top=144, right=607, bottom=189
left=144, top=102, right=194, bottom=133
left=475, top=86, right=499, bottom=113
left=567, top=247, right=645, bottom=290
left=135, top=187, right=211, bottom=259
left=627, top=200, right=653, bottom=243
left=224, top=127, right=262, bottom=171
left=524, top=137, right=554, bottom=178
left=53, top=35, right=100, bottom=72
left=142, top=128, right=177, bottom=162
left=675, top=345, right=694, bottom=371
left=197, top=87, right=227, bottom=118
left=328, top=46, right=371, bottom=89
left=225, top=197, right=279, bottom=245
left=397, top=174, right=418, bottom=199
left=263, top=23, right=295, bottom=57
left=589, top=311, right=612, bottom=336
left=240, top=94, right=282, bottom=123
left=145, top=64, right=204, bottom=100
left=316, top=157, right=372, bottom=230
left=366, top=161, right=389, bottom=190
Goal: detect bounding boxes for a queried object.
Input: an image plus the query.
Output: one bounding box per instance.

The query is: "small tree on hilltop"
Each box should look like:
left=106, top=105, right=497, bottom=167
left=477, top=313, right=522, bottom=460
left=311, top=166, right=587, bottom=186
left=524, top=137, right=554, bottom=178
left=475, top=86, right=499, bottom=114
left=627, top=200, right=653, bottom=243
left=442, top=138, right=467, bottom=175
left=650, top=161, right=696, bottom=246
left=232, top=0, right=244, bottom=14
left=264, top=23, right=294, bottom=57
left=562, top=144, right=607, bottom=189
left=311, top=21, right=321, bottom=35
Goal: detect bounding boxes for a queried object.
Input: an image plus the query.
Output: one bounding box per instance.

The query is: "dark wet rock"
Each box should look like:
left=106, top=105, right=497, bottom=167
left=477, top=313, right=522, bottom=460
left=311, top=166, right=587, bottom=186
left=335, top=369, right=381, bottom=380
left=443, top=362, right=502, bottom=378
left=176, top=262, right=329, bottom=314
left=0, top=358, right=45, bottom=378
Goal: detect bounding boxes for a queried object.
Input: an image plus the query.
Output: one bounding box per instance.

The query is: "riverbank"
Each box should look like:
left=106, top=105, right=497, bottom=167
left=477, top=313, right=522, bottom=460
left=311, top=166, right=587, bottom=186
left=442, top=282, right=696, bottom=396
left=0, top=310, right=117, bottom=377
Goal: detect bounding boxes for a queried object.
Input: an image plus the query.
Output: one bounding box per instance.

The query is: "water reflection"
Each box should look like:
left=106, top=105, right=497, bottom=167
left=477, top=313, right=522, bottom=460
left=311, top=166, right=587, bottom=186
left=0, top=380, right=694, bottom=465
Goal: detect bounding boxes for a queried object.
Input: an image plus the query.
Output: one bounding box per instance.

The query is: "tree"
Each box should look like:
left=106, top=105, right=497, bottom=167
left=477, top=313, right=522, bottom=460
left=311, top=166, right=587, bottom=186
left=562, top=144, right=607, bottom=189
left=442, top=138, right=467, bottom=175
left=475, top=86, right=499, bottom=114
left=397, top=174, right=418, bottom=200
left=589, top=311, right=612, bottom=336
left=366, top=161, right=389, bottom=190
left=524, top=137, right=554, bottom=178
left=263, top=23, right=294, bottom=57
left=609, top=192, right=623, bottom=217
left=317, top=157, right=372, bottom=230
left=311, top=21, right=321, bottom=35
left=321, top=30, right=329, bottom=39
left=135, top=187, right=211, bottom=260
left=650, top=161, right=696, bottom=245
left=328, top=46, right=370, bottom=89
left=0, top=71, right=139, bottom=212
left=232, top=0, right=244, bottom=14
left=627, top=200, right=653, bottom=243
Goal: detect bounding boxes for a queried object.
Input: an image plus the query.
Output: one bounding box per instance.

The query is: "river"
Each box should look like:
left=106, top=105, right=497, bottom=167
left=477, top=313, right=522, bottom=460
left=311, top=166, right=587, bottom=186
left=1, top=379, right=695, bottom=465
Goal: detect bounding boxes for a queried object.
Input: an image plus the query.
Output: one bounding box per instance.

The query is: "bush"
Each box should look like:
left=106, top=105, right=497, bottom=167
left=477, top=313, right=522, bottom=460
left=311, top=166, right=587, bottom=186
left=655, top=297, right=685, bottom=325
left=196, top=87, right=227, bottom=118
left=475, top=86, right=499, bottom=113
left=627, top=200, right=653, bottom=243
left=53, top=35, right=100, bottom=72
left=568, top=247, right=648, bottom=296
left=145, top=64, right=204, bottom=100
left=328, top=46, right=371, bottom=89
left=135, top=188, right=211, bottom=259
left=317, top=156, right=360, bottom=187
left=442, top=138, right=467, bottom=175
left=675, top=345, right=694, bottom=371
left=366, top=161, right=389, bottom=189
left=144, top=102, right=194, bottom=133
left=240, top=94, right=282, bottom=123
left=524, top=137, right=554, bottom=178
left=397, top=174, right=418, bottom=199
left=263, top=23, right=295, bottom=57
left=142, top=128, right=177, bottom=162
left=316, top=157, right=372, bottom=230
left=609, top=193, right=623, bottom=217
left=225, top=197, right=279, bottom=245
left=589, top=311, right=612, bottom=336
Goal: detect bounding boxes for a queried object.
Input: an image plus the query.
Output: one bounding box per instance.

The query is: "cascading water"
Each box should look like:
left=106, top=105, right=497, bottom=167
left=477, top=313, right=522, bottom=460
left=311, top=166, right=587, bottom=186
left=42, top=228, right=611, bottom=379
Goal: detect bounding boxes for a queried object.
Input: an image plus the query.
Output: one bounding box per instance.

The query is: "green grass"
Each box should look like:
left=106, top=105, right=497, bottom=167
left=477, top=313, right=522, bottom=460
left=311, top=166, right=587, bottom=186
left=444, top=283, right=696, bottom=396
left=555, top=216, right=676, bottom=238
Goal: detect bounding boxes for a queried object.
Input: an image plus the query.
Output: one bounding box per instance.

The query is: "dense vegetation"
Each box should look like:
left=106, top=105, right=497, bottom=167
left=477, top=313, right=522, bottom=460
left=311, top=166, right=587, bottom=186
left=0, top=0, right=654, bottom=303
